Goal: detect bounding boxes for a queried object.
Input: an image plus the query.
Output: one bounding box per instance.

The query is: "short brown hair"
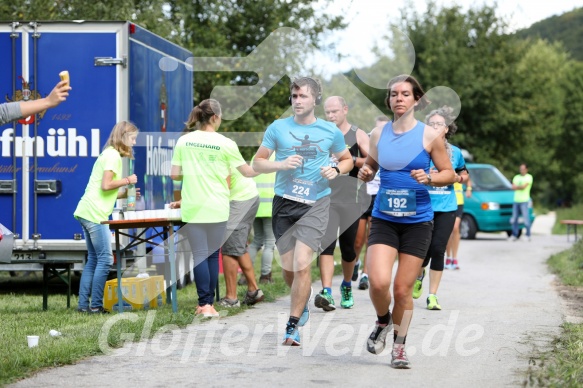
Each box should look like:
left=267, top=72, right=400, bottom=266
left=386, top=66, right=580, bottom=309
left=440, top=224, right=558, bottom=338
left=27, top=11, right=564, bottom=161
left=290, top=77, right=322, bottom=101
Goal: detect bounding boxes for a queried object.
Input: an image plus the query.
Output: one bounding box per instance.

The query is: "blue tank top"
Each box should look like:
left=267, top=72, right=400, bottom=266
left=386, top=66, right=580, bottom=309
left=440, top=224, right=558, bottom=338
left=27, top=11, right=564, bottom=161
left=372, top=120, right=433, bottom=223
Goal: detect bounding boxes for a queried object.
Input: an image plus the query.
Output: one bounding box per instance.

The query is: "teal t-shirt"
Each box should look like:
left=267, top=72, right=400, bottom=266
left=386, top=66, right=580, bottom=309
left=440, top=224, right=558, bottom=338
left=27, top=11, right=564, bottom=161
left=261, top=116, right=345, bottom=201
left=513, top=173, right=533, bottom=203
left=74, top=147, right=122, bottom=223
left=428, top=144, right=466, bottom=212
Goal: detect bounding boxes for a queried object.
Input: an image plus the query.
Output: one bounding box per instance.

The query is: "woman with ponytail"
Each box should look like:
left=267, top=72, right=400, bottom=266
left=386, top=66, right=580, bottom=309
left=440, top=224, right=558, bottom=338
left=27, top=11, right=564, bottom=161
left=171, top=99, right=256, bottom=317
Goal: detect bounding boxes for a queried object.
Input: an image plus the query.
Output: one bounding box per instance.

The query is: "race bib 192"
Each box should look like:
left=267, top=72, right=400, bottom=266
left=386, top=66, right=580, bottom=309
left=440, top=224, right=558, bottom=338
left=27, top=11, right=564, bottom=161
left=378, top=188, right=417, bottom=216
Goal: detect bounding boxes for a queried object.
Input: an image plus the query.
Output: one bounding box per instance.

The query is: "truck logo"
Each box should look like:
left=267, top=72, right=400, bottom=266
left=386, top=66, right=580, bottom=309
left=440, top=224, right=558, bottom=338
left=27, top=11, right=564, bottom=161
left=5, top=76, right=46, bottom=125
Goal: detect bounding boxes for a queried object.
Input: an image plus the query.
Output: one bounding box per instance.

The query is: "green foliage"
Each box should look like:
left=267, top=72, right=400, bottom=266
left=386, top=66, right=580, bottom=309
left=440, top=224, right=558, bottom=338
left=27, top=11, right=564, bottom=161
left=166, top=0, right=347, bottom=141
left=352, top=2, right=582, bottom=206
left=548, top=238, right=583, bottom=286
left=516, top=7, right=583, bottom=61
left=525, top=323, right=583, bottom=387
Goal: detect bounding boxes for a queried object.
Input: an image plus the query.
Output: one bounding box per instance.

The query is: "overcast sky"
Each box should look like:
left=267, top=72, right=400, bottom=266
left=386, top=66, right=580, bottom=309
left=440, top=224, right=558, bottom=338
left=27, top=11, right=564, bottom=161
left=311, top=0, right=581, bottom=76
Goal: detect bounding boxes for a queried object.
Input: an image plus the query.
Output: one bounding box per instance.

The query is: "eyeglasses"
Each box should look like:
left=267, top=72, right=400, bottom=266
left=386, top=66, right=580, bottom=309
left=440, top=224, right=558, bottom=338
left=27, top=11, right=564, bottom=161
left=427, top=122, right=447, bottom=128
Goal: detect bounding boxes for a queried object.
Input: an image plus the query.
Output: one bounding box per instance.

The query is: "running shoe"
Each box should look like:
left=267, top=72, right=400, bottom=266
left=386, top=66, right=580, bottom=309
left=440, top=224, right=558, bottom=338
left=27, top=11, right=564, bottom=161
left=444, top=257, right=453, bottom=270
left=217, top=297, right=241, bottom=308
left=390, top=343, right=411, bottom=369
left=352, top=260, right=360, bottom=281
left=298, top=287, right=313, bottom=326
left=282, top=324, right=300, bottom=346
left=366, top=321, right=393, bottom=354
left=358, top=275, right=369, bottom=290
left=426, top=294, right=441, bottom=310
left=340, top=284, right=354, bottom=309
left=412, top=268, right=425, bottom=299
left=314, top=289, right=336, bottom=311
left=452, top=259, right=460, bottom=270
left=243, top=289, right=265, bottom=305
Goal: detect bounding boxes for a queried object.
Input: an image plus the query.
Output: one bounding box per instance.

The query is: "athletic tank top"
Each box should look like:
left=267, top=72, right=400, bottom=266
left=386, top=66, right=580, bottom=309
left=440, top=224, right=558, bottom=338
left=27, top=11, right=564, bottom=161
left=330, top=124, right=362, bottom=203
left=372, top=120, right=432, bottom=223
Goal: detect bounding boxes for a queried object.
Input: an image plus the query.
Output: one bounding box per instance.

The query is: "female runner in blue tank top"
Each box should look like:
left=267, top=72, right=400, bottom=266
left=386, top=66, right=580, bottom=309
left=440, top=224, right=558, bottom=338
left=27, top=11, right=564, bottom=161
left=358, top=75, right=455, bottom=369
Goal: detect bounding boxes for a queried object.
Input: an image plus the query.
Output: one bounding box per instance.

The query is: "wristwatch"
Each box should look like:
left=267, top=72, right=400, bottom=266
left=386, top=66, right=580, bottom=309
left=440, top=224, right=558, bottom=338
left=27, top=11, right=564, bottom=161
left=426, top=174, right=432, bottom=185
left=333, top=166, right=340, bottom=175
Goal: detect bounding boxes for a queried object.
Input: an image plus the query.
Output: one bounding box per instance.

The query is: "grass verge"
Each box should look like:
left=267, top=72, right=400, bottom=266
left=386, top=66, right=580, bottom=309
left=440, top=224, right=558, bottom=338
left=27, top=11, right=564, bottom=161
left=524, top=237, right=583, bottom=386
left=0, top=253, right=344, bottom=385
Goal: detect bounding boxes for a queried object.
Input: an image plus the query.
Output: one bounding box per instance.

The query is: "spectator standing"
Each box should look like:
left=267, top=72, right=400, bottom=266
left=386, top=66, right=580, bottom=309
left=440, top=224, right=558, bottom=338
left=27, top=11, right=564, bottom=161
left=74, top=121, right=139, bottom=313
left=511, top=164, right=533, bottom=241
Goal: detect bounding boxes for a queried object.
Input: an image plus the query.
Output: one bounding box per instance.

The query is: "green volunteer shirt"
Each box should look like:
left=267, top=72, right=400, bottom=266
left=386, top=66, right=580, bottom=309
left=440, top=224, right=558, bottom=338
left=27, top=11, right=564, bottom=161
left=172, top=131, right=246, bottom=223
left=513, top=173, right=533, bottom=203
left=74, top=147, right=122, bottom=223
left=230, top=168, right=258, bottom=202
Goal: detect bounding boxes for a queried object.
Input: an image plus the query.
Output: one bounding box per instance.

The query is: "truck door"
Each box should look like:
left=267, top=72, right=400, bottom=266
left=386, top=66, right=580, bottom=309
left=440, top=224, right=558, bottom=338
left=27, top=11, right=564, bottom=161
left=0, top=22, right=123, bottom=245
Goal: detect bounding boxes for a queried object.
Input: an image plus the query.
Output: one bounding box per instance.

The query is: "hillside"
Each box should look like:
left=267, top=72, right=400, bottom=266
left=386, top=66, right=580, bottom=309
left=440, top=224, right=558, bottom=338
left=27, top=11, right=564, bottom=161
left=515, top=7, right=583, bottom=61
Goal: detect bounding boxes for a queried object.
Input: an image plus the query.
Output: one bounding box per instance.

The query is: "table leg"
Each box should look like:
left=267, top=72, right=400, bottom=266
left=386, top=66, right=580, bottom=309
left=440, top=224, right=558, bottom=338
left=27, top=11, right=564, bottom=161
left=116, top=231, right=124, bottom=313
left=169, top=226, right=178, bottom=313
left=67, top=264, right=72, bottom=308
left=43, top=264, right=48, bottom=311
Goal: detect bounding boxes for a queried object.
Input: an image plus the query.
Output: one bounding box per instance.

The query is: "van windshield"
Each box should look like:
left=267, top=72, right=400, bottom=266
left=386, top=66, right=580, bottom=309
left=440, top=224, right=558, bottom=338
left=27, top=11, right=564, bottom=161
left=468, top=166, right=512, bottom=191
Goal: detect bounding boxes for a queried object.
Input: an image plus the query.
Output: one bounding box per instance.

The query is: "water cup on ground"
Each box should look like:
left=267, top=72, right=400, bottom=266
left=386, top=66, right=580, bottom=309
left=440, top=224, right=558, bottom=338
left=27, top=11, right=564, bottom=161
left=27, top=335, right=39, bottom=348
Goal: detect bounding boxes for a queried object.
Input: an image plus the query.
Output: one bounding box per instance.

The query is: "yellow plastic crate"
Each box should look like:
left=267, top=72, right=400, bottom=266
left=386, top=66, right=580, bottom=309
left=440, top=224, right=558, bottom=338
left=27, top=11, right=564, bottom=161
left=148, top=275, right=166, bottom=308
left=103, top=277, right=151, bottom=312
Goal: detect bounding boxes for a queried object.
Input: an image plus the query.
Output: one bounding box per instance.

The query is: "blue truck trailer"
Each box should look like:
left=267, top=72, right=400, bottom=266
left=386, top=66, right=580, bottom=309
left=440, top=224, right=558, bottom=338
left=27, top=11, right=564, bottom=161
left=0, top=21, right=192, bottom=271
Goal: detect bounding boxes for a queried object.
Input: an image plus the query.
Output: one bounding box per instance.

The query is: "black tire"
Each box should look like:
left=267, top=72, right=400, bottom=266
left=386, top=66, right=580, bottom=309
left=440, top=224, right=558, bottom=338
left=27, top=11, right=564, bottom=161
left=506, top=229, right=523, bottom=238
left=461, top=214, right=478, bottom=240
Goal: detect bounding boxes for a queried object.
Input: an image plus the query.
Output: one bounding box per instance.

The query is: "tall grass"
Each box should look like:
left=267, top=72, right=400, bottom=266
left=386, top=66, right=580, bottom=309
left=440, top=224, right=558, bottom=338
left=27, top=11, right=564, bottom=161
left=524, top=234, right=583, bottom=386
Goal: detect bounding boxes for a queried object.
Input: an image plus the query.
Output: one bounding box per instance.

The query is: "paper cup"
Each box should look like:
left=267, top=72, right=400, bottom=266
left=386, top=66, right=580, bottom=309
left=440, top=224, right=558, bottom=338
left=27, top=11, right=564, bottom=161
left=125, top=211, right=136, bottom=220
left=164, top=203, right=171, bottom=210
left=135, top=210, right=145, bottom=220
left=144, top=210, right=154, bottom=219
left=155, top=209, right=165, bottom=219
left=27, top=335, right=39, bottom=348
left=112, top=210, right=121, bottom=221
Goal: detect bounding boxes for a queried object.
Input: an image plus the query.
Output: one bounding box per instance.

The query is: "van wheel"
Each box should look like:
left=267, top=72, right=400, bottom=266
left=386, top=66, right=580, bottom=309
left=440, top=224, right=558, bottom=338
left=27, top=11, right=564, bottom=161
left=461, top=215, right=477, bottom=240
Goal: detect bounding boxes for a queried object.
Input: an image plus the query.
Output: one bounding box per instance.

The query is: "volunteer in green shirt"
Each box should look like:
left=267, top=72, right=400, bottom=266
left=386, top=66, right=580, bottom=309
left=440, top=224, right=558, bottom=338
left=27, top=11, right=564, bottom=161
left=511, top=163, right=533, bottom=241
left=74, top=120, right=139, bottom=313
left=170, top=99, right=256, bottom=318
